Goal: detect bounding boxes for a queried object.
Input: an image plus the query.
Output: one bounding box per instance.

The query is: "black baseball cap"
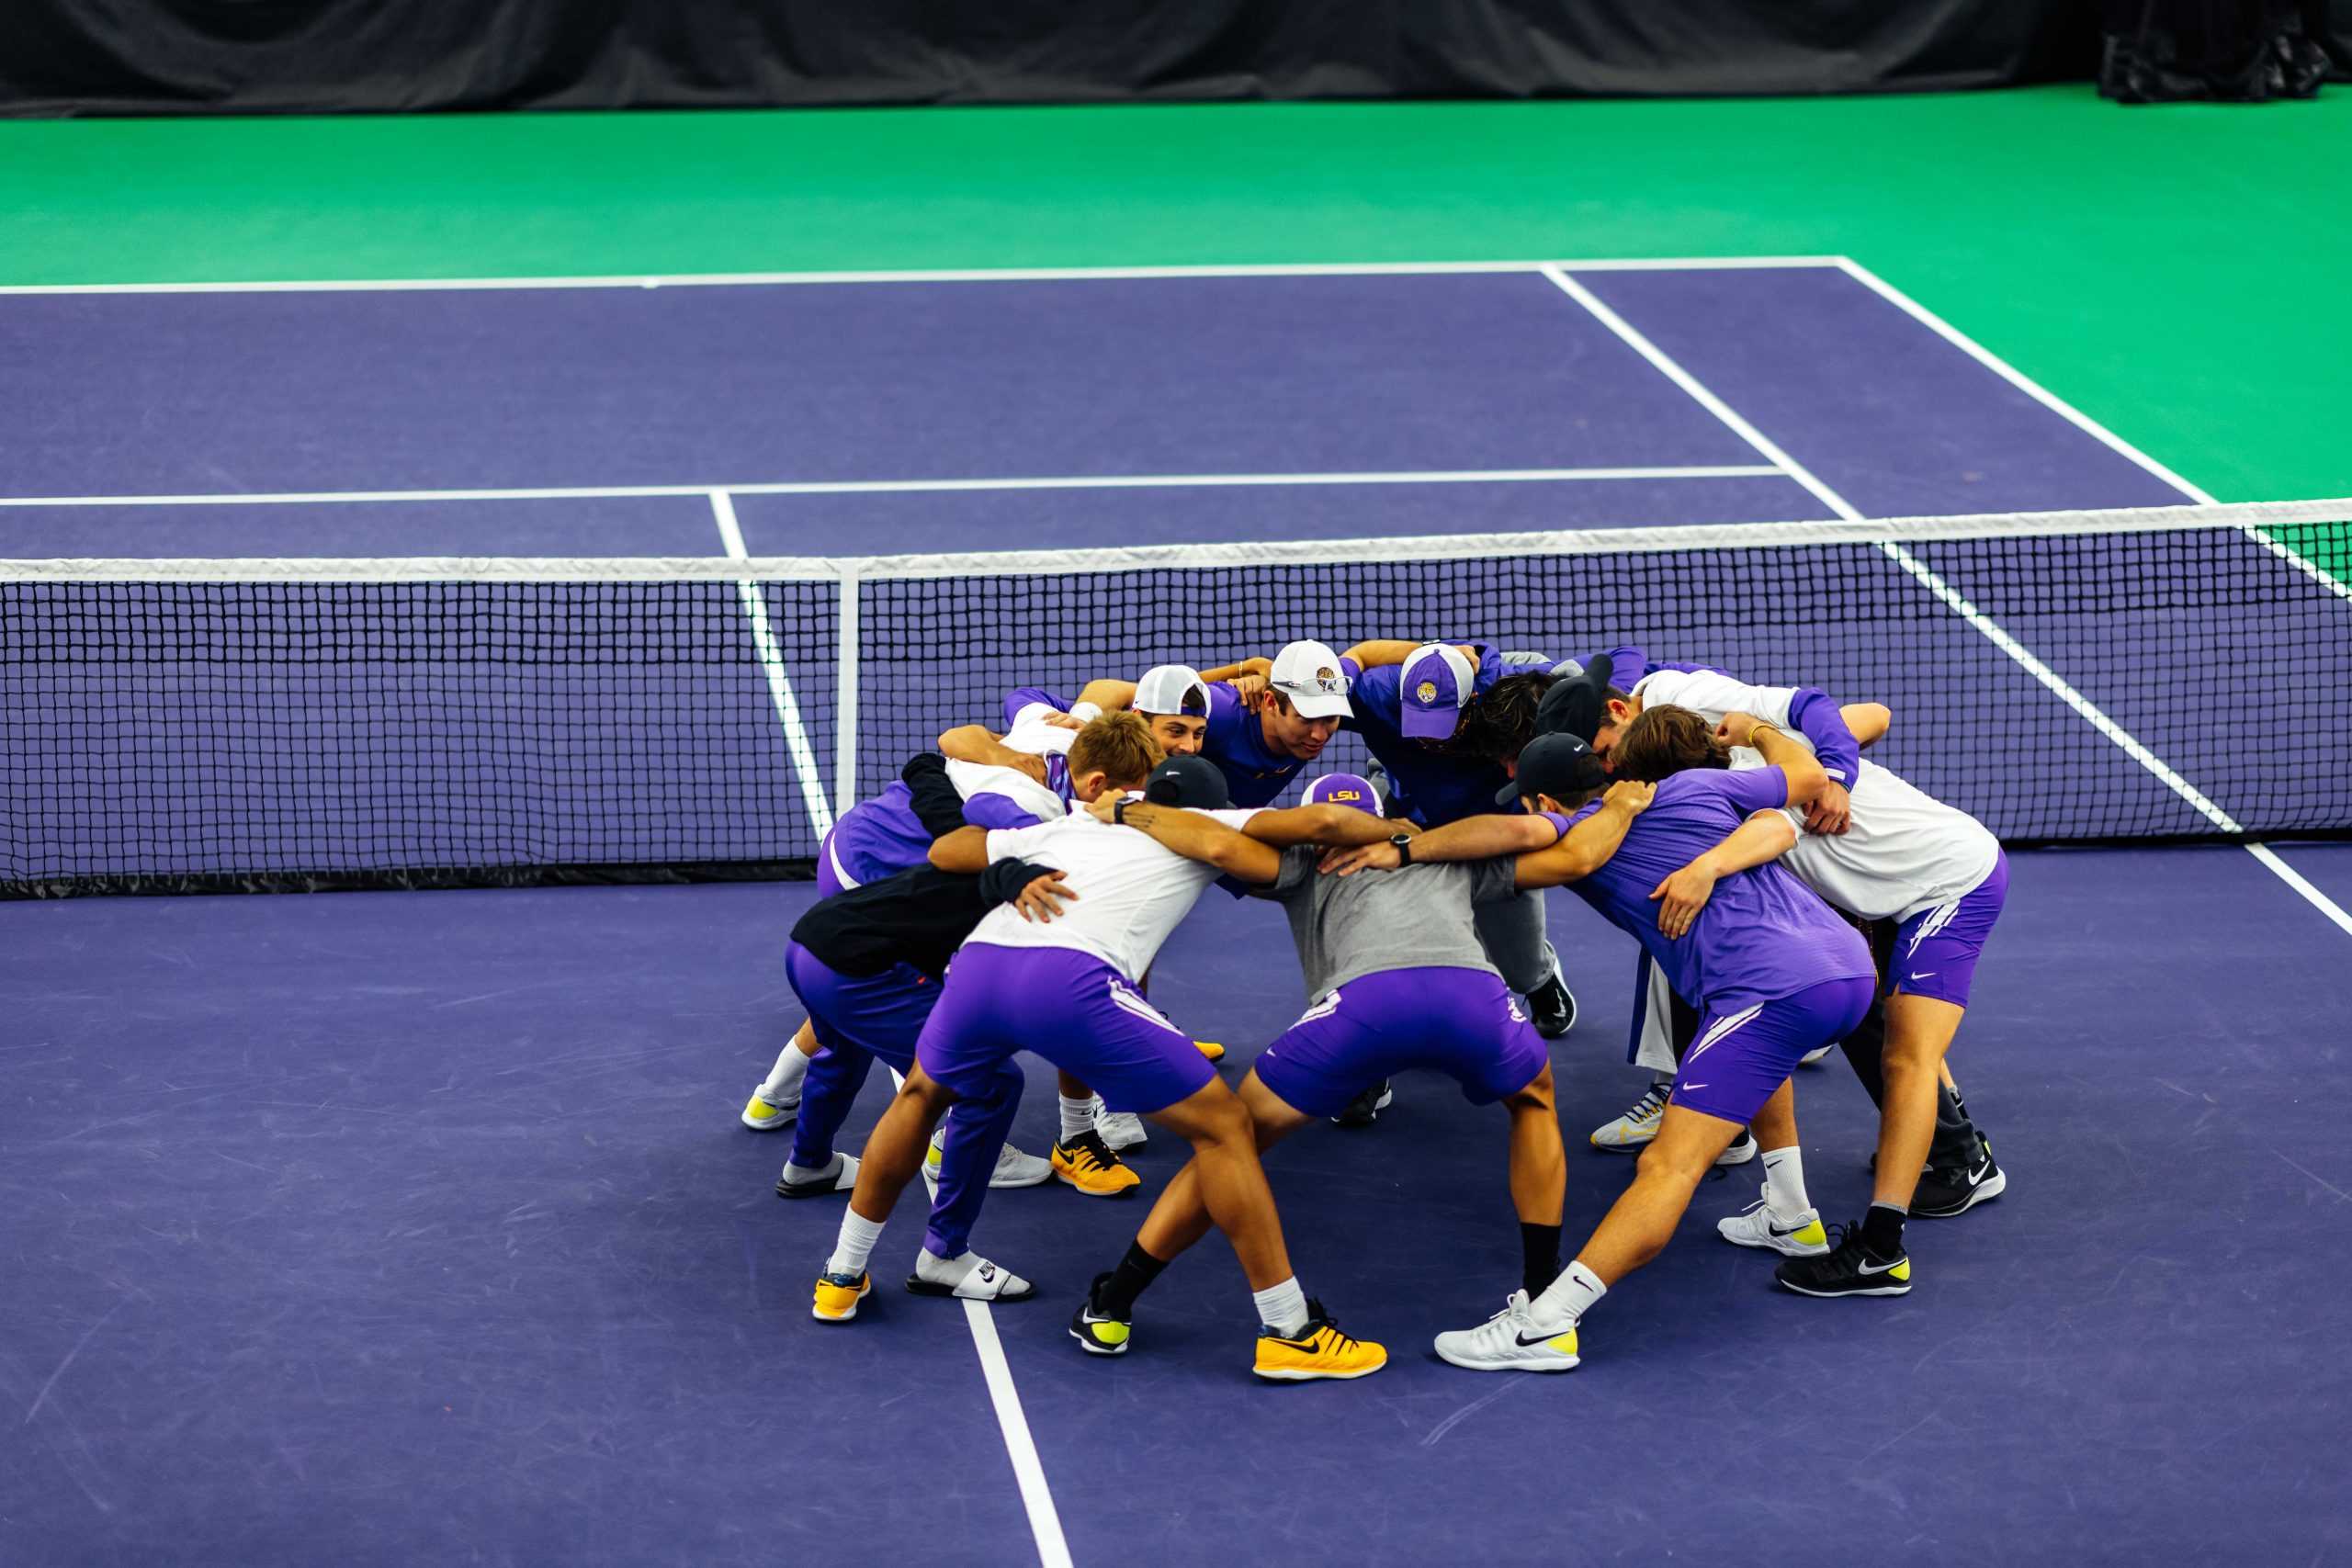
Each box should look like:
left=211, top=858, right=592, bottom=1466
left=1498, top=732, right=1608, bottom=807
left=1146, top=754, right=1231, bottom=810
left=1532, top=651, right=1617, bottom=743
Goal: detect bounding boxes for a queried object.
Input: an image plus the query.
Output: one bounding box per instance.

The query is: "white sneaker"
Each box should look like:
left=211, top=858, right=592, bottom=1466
left=1716, top=1192, right=1830, bottom=1256
left=923, top=1129, right=1056, bottom=1195
left=1589, top=1082, right=1669, bottom=1151
left=1095, top=1106, right=1148, bottom=1151
left=1799, top=1045, right=1835, bottom=1066
left=1432, top=1291, right=1581, bottom=1374
left=988, top=1141, right=1052, bottom=1189
left=1715, top=1128, right=1757, bottom=1167
left=741, top=1089, right=799, bottom=1131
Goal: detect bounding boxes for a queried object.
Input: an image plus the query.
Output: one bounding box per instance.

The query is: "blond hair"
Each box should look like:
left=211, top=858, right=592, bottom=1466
left=1068, top=710, right=1165, bottom=789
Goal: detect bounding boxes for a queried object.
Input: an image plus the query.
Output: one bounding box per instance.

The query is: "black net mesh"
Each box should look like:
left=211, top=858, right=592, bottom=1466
left=5, top=516, right=2347, bottom=896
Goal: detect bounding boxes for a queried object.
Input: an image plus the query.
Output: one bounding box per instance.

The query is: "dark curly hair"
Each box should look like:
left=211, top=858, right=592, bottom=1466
left=1611, top=704, right=1732, bottom=782
left=1435, top=671, right=1555, bottom=763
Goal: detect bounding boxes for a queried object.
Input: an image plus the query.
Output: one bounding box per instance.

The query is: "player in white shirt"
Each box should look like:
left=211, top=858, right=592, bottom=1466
left=936, top=665, right=1223, bottom=1189
left=810, top=722, right=1398, bottom=1382
left=1611, top=704, right=2010, bottom=1298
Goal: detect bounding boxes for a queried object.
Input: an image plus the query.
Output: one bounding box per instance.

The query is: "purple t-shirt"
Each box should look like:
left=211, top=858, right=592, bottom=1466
left=1202, top=682, right=1314, bottom=807
left=826, top=783, right=936, bottom=885
left=1560, top=767, right=1872, bottom=1010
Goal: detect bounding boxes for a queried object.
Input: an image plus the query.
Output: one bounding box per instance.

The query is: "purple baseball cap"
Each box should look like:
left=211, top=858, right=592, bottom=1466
left=1303, top=773, right=1382, bottom=815
left=1399, top=643, right=1476, bottom=740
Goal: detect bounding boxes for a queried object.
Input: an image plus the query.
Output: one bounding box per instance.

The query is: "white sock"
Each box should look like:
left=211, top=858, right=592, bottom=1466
left=758, top=1040, right=813, bottom=1102
left=1532, top=1260, right=1607, bottom=1327
left=1059, top=1094, right=1097, bottom=1142
left=781, top=1154, right=841, bottom=1184
left=1761, top=1145, right=1811, bottom=1219
left=825, top=1211, right=886, bottom=1279
left=914, top=1248, right=978, bottom=1289
left=1252, top=1277, right=1310, bottom=1337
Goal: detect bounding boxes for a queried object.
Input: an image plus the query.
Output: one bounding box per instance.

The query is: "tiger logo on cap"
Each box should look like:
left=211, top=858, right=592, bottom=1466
left=1415, top=680, right=1439, bottom=704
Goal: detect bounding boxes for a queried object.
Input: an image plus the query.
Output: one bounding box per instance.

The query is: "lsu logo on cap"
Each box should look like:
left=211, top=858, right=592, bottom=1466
left=1414, top=680, right=1439, bottom=704
left=1307, top=666, right=1344, bottom=694
left=1326, top=788, right=1363, bottom=802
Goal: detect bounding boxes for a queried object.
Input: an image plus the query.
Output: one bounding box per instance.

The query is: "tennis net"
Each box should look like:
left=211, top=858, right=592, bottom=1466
left=4, top=499, right=2346, bottom=897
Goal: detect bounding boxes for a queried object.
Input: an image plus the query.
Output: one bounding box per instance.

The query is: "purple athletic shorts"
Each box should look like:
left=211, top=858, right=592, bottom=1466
left=783, top=940, right=939, bottom=1069
left=916, top=942, right=1216, bottom=1115
left=1253, top=965, right=1549, bottom=1119
left=1671, top=976, right=1876, bottom=1126
left=1890, top=850, right=2008, bottom=1010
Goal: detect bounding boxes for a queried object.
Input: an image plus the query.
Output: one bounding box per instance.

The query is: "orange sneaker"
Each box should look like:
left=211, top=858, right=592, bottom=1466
left=812, top=1269, right=872, bottom=1323
left=1050, top=1131, right=1142, bottom=1198
left=1253, top=1303, right=1387, bottom=1382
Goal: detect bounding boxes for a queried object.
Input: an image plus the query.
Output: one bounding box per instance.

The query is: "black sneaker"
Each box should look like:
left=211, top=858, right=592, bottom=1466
left=1526, top=976, right=1577, bottom=1039
left=1331, top=1079, right=1394, bottom=1128
left=1912, top=1134, right=2007, bottom=1218
left=1774, top=1224, right=1913, bottom=1298
left=1069, top=1273, right=1133, bottom=1357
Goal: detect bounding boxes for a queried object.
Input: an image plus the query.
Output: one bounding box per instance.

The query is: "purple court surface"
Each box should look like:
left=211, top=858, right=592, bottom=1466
left=4, top=261, right=2348, bottom=1564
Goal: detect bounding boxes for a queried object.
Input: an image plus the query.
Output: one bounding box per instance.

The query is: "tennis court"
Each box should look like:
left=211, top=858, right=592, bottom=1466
left=6, top=110, right=2352, bottom=1568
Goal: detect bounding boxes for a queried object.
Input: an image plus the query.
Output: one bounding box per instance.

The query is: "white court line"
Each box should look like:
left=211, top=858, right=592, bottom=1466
left=1538, top=264, right=2352, bottom=938
left=708, top=491, right=835, bottom=841
left=0, top=466, right=1783, bottom=510
left=1833, top=256, right=2352, bottom=606
left=963, top=1300, right=1074, bottom=1568
left=0, top=255, right=1847, bottom=296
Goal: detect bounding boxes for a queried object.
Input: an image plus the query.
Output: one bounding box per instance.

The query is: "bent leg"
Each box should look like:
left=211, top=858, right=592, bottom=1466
left=786, top=1035, right=876, bottom=1172
left=1871, top=994, right=1967, bottom=1209
left=845, top=1066, right=958, bottom=1225
left=1145, top=1077, right=1298, bottom=1291
left=1136, top=1070, right=1313, bottom=1265
left=1505, top=1063, right=1566, bottom=1226
left=1573, top=1104, right=1744, bottom=1285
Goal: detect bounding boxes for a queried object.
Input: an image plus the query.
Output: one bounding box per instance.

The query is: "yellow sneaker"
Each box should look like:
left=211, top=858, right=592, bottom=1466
left=741, top=1091, right=797, bottom=1131
left=1253, top=1303, right=1387, bottom=1382
left=1050, top=1131, right=1142, bottom=1198
left=812, top=1269, right=872, bottom=1323
left=1193, top=1039, right=1227, bottom=1063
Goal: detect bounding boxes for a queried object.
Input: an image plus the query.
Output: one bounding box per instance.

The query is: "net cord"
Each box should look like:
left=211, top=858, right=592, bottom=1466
left=0, top=498, right=2342, bottom=584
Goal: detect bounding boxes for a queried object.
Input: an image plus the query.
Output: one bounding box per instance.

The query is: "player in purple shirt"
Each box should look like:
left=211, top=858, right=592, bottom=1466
left=1329, top=707, right=1874, bottom=1372
left=1194, top=638, right=1358, bottom=807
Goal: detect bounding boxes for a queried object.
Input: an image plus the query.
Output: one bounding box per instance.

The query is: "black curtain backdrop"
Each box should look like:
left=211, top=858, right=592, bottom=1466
left=6, top=0, right=2114, bottom=117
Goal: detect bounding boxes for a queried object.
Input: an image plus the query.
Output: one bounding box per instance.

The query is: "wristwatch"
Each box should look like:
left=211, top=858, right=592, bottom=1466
left=1114, top=798, right=1131, bottom=826
left=1389, top=832, right=1414, bottom=865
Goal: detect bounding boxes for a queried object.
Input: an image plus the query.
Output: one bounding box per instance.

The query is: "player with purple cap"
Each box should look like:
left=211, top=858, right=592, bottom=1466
left=811, top=739, right=1403, bottom=1382
left=1066, top=767, right=1620, bottom=1352
left=1326, top=705, right=1875, bottom=1372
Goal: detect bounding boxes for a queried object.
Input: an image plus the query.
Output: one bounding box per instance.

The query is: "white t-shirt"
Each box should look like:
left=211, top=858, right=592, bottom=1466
left=1634, top=668, right=1845, bottom=780
left=1728, top=750, right=1999, bottom=922
left=967, top=804, right=1263, bottom=982
left=944, top=703, right=1081, bottom=825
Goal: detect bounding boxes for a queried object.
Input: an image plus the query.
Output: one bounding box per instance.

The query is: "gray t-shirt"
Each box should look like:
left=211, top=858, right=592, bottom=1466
left=1252, top=847, right=1520, bottom=998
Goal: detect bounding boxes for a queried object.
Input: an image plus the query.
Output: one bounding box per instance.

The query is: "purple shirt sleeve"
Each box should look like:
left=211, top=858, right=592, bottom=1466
left=1537, top=810, right=1575, bottom=841
left=1785, top=689, right=1861, bottom=784
left=1000, top=686, right=1065, bottom=731
left=1713, top=765, right=1792, bottom=815
left=960, top=793, right=1050, bottom=831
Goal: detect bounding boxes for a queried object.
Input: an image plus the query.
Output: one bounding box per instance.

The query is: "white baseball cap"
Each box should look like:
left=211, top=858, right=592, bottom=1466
left=1268, top=638, right=1353, bottom=720
left=1134, top=663, right=1211, bottom=717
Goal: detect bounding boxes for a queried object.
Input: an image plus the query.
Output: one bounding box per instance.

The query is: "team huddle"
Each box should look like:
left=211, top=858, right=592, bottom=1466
left=738, top=636, right=2009, bottom=1381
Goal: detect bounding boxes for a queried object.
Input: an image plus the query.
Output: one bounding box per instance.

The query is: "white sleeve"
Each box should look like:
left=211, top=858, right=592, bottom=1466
left=946, top=758, right=1068, bottom=825
left=982, top=821, right=1054, bottom=863
left=1204, top=807, right=1267, bottom=830
left=1636, top=670, right=1807, bottom=747
left=1002, top=711, right=1080, bottom=757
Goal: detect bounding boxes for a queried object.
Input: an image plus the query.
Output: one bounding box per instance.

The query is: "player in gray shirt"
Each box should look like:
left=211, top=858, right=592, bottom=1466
left=1069, top=771, right=1650, bottom=1357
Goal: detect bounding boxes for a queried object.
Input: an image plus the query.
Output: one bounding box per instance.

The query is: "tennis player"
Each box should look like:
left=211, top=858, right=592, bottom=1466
left=1328, top=707, right=1874, bottom=1371
left=775, top=852, right=1073, bottom=1303
left=938, top=666, right=1225, bottom=1185
left=1068, top=770, right=1625, bottom=1357
left=814, top=730, right=1397, bottom=1382
left=1546, top=650, right=2006, bottom=1222
left=1634, top=706, right=2011, bottom=1292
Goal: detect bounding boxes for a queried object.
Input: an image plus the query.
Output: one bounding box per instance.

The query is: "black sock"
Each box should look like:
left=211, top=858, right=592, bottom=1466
left=1093, top=1240, right=1169, bottom=1317
left=1520, top=1223, right=1563, bottom=1298
left=1860, top=1202, right=1906, bottom=1258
